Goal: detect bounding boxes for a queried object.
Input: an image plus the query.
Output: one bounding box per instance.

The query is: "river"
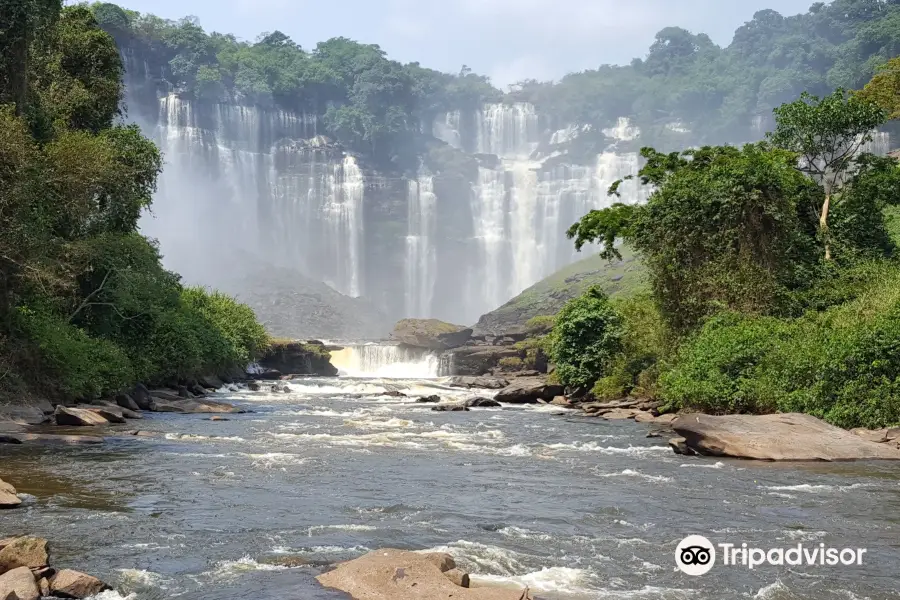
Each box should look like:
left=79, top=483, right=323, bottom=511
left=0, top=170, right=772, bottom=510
left=1, top=374, right=899, bottom=599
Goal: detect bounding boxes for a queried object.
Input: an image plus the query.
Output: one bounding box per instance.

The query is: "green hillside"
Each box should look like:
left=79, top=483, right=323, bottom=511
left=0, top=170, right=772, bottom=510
left=473, top=246, right=647, bottom=335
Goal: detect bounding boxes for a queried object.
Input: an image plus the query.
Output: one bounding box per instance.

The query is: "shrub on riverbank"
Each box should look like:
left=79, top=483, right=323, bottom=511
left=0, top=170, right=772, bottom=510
left=658, top=263, right=900, bottom=429
left=547, top=287, right=624, bottom=389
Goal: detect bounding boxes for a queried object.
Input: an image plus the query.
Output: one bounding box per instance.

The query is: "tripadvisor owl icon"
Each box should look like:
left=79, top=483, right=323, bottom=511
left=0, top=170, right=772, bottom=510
left=676, top=535, right=716, bottom=576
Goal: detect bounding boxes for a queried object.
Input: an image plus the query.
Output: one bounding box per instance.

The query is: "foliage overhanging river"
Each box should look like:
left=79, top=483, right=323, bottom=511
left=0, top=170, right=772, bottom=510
left=2, top=373, right=899, bottom=600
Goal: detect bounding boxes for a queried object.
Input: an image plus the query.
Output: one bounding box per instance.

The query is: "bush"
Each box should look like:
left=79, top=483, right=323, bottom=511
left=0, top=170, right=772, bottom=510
left=498, top=357, right=525, bottom=370
left=547, top=286, right=624, bottom=388
left=15, top=305, right=134, bottom=399
left=659, top=312, right=789, bottom=415
left=660, top=264, right=900, bottom=428
left=182, top=287, right=269, bottom=365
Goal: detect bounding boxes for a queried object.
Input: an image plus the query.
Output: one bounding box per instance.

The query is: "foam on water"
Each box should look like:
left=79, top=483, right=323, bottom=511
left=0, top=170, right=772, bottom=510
left=680, top=461, right=725, bottom=469
left=308, top=524, right=379, bottom=535
left=762, top=483, right=873, bottom=493
left=84, top=592, right=137, bottom=600
left=471, top=566, right=594, bottom=595
left=596, top=469, right=672, bottom=483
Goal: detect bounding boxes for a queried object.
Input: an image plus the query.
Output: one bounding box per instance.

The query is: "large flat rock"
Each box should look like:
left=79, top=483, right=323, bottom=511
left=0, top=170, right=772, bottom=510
left=673, top=413, right=900, bottom=461
left=317, top=548, right=533, bottom=600
left=494, top=377, right=564, bottom=404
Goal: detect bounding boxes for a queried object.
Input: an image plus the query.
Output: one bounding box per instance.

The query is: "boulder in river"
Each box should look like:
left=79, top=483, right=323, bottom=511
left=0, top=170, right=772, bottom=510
left=494, top=377, right=564, bottom=404
left=431, top=404, right=470, bottom=412
left=0, top=566, right=40, bottom=600
left=0, top=536, right=49, bottom=572
left=50, top=569, right=111, bottom=599
left=463, top=397, right=502, bottom=408
left=446, top=347, right=521, bottom=376
left=316, top=548, right=534, bottom=600
left=673, top=413, right=900, bottom=461
left=415, top=395, right=441, bottom=403
left=198, top=375, right=225, bottom=389
left=443, top=568, right=470, bottom=588
left=447, top=376, right=509, bottom=390
left=53, top=407, right=108, bottom=427
left=0, top=479, right=21, bottom=509
left=390, top=319, right=472, bottom=350
left=149, top=398, right=245, bottom=414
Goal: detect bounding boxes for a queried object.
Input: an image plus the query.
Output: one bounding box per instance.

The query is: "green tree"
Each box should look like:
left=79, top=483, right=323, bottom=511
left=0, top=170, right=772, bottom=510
left=768, top=89, right=885, bottom=259
left=569, top=144, right=823, bottom=331
left=547, top=286, right=624, bottom=389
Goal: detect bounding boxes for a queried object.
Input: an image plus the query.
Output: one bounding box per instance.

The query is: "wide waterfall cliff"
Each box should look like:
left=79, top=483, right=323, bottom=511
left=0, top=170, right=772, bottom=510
left=124, top=61, right=653, bottom=335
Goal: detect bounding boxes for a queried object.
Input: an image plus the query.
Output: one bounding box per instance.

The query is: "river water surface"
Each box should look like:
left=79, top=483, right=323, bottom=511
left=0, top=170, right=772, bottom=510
left=2, top=376, right=899, bottom=600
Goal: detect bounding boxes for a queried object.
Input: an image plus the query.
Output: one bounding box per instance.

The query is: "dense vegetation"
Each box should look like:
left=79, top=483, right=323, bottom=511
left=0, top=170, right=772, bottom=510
left=0, top=2, right=268, bottom=405
left=88, top=0, right=900, bottom=164
left=545, top=79, right=900, bottom=429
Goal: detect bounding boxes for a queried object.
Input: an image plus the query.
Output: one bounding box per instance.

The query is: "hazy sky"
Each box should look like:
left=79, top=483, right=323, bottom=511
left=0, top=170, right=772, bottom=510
left=109, top=0, right=815, bottom=86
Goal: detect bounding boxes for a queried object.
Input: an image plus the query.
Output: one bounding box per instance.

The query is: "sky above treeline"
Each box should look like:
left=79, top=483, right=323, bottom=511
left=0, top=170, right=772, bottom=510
left=102, top=0, right=815, bottom=86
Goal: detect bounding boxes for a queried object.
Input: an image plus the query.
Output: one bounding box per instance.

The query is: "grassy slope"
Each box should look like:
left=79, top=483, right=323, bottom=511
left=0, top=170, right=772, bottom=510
left=473, top=245, right=648, bottom=334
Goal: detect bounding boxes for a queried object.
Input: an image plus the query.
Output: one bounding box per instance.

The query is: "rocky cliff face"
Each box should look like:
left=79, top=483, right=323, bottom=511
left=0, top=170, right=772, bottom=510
left=123, top=54, right=650, bottom=335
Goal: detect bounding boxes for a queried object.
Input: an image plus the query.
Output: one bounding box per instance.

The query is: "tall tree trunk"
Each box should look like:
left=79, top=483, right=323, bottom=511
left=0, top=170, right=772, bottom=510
left=821, top=188, right=832, bottom=261
left=0, top=1, right=30, bottom=114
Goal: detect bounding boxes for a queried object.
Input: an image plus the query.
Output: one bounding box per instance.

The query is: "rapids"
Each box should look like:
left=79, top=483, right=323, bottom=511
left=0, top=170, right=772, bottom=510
left=1, top=376, right=898, bottom=599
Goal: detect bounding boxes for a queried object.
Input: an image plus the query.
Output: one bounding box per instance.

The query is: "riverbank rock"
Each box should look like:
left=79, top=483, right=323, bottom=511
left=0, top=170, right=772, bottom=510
left=53, top=407, right=108, bottom=427
left=0, top=403, right=49, bottom=426
left=0, top=567, right=40, bottom=600
left=82, top=407, right=126, bottom=424
left=447, top=376, right=509, bottom=390
left=131, top=384, right=153, bottom=410
left=494, top=377, right=564, bottom=404
left=50, top=569, right=111, bottom=598
left=316, top=549, right=533, bottom=600
left=443, top=568, right=470, bottom=588
left=198, top=375, right=225, bottom=389
left=0, top=479, right=21, bottom=509
left=673, top=413, right=900, bottom=461
left=390, top=319, right=472, bottom=350
left=0, top=536, right=49, bottom=573
left=149, top=398, right=245, bottom=414
left=115, top=394, right=140, bottom=412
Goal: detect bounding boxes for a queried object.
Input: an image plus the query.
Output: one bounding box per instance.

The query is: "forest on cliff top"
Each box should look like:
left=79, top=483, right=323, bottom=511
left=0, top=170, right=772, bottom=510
left=95, top=0, right=900, bottom=160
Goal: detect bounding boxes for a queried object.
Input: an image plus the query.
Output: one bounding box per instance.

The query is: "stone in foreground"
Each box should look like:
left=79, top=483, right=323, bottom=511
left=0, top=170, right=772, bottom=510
left=316, top=549, right=533, bottom=600
left=673, top=413, right=900, bottom=461
left=0, top=536, right=49, bottom=573
left=0, top=566, right=40, bottom=600
left=50, top=569, right=111, bottom=599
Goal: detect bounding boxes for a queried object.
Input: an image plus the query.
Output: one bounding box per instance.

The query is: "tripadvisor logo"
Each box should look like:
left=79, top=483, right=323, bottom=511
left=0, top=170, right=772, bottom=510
left=675, top=535, right=867, bottom=576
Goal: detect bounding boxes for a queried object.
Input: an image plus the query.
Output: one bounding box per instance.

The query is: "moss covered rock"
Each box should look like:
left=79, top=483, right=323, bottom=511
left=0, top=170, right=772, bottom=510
left=390, top=319, right=472, bottom=350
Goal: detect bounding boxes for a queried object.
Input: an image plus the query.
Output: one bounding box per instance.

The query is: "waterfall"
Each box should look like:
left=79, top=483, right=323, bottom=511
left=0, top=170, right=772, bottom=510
left=329, top=344, right=442, bottom=378
left=136, top=93, right=365, bottom=298
left=405, top=172, right=437, bottom=317
left=437, top=105, right=648, bottom=323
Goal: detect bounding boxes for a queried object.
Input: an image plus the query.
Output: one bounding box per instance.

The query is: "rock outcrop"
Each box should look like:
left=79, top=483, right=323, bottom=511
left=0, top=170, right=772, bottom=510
left=463, top=397, right=502, bottom=408
left=316, top=549, right=533, bottom=600
left=672, top=413, right=900, bottom=461
left=494, top=377, right=564, bottom=404
left=446, top=347, right=521, bottom=376
left=447, top=376, right=509, bottom=390
left=148, top=398, right=245, bottom=414
left=390, top=319, right=472, bottom=350
left=258, top=341, right=338, bottom=376
left=53, top=407, right=109, bottom=427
